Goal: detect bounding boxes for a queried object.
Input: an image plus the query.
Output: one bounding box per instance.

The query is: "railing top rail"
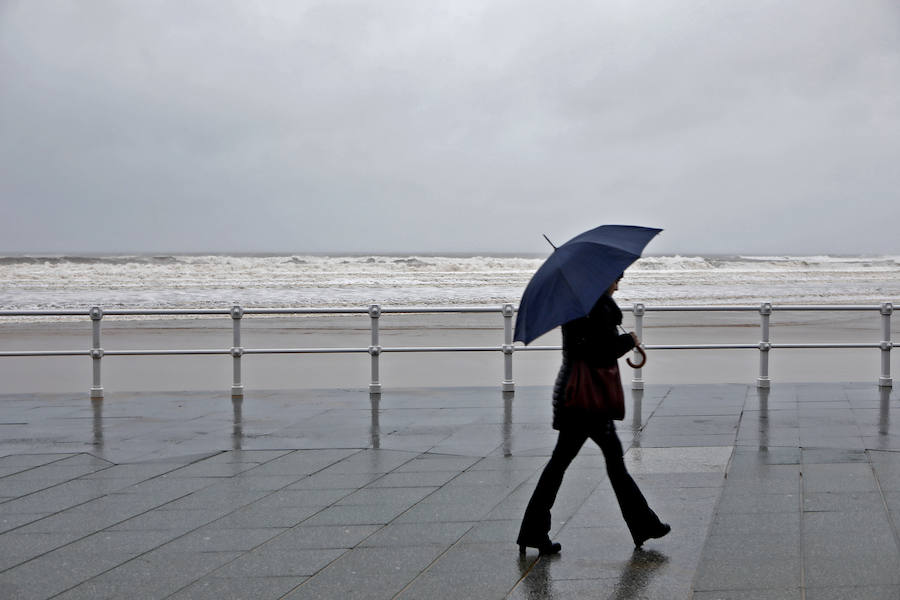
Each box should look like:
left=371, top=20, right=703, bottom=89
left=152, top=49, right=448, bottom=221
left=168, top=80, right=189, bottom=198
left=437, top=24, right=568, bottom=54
left=0, top=302, right=895, bottom=319
left=3, top=342, right=896, bottom=359
left=0, top=306, right=508, bottom=317
left=628, top=304, right=890, bottom=312
left=625, top=305, right=761, bottom=312
left=378, top=306, right=510, bottom=314
left=106, top=309, right=231, bottom=315
left=0, top=309, right=231, bottom=316
left=766, top=304, right=890, bottom=311
left=243, top=308, right=369, bottom=315
left=244, top=307, right=508, bottom=315
left=0, top=310, right=91, bottom=316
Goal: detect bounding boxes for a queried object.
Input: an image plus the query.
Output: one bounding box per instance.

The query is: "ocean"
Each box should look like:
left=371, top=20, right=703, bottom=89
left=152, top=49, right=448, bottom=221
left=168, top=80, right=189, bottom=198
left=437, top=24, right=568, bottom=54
left=1, top=254, right=898, bottom=319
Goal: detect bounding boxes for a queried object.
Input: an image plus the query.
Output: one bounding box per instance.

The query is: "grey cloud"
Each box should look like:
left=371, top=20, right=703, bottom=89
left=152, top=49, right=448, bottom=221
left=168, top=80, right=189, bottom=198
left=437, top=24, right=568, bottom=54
left=1, top=0, right=899, bottom=254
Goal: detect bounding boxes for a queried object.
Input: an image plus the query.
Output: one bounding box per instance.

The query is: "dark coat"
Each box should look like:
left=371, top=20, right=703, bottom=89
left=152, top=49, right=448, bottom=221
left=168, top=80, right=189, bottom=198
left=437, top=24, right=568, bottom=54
left=551, top=294, right=636, bottom=430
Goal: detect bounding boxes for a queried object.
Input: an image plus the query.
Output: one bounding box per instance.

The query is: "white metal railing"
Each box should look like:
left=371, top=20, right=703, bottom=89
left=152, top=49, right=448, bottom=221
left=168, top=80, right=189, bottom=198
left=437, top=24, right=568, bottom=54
left=0, top=302, right=894, bottom=397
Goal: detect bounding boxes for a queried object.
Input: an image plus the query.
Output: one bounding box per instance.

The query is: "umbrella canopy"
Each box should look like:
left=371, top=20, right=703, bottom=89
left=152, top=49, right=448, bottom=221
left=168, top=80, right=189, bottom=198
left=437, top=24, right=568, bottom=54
left=514, top=225, right=662, bottom=345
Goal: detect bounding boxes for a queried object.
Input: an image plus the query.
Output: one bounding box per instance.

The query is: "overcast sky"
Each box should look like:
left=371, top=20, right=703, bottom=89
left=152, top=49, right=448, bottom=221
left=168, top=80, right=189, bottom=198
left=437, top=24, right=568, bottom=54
left=1, top=1, right=898, bottom=256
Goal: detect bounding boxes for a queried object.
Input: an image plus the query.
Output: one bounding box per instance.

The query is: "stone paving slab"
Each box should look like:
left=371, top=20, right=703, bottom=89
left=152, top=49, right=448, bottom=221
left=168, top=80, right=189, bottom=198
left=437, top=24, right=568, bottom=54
left=0, top=382, right=896, bottom=598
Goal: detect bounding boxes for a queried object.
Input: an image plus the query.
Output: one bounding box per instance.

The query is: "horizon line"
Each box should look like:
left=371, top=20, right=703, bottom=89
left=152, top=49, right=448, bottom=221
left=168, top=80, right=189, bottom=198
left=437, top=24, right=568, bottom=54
left=0, top=250, right=897, bottom=259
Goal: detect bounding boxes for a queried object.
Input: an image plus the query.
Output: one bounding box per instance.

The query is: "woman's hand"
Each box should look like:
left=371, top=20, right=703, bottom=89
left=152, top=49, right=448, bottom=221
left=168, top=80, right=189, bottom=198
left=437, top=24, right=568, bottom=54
left=630, top=332, right=640, bottom=347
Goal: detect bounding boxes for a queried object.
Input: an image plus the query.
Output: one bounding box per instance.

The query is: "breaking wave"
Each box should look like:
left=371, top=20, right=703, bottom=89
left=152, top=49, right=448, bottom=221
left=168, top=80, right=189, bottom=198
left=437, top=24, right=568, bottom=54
left=1, top=254, right=897, bottom=320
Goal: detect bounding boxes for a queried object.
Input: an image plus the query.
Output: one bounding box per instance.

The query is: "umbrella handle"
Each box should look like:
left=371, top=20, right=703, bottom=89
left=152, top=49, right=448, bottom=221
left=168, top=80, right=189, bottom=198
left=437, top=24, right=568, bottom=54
left=626, top=345, right=647, bottom=369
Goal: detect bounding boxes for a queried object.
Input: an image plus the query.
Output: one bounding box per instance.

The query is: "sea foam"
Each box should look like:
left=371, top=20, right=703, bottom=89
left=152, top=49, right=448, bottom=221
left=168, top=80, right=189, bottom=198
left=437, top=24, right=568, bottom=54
left=1, top=254, right=897, bottom=319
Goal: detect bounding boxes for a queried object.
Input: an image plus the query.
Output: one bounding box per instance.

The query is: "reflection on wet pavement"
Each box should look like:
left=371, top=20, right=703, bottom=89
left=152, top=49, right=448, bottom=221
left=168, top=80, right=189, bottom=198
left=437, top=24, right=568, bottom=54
left=0, top=382, right=896, bottom=598
left=610, top=550, right=670, bottom=600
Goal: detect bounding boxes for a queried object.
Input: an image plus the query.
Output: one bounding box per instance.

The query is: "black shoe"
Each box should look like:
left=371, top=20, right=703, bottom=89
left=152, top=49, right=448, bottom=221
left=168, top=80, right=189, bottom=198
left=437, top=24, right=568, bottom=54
left=518, top=541, right=562, bottom=556
left=633, top=523, right=671, bottom=548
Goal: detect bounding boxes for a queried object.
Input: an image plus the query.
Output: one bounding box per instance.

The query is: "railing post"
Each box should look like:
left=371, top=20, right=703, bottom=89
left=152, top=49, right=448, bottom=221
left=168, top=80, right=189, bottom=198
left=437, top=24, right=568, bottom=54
left=632, top=303, right=645, bottom=390
left=502, top=304, right=515, bottom=392
left=369, top=304, right=382, bottom=394
left=230, top=304, right=244, bottom=397
left=880, top=302, right=893, bottom=388
left=89, top=306, right=104, bottom=398
left=758, top=302, right=772, bottom=388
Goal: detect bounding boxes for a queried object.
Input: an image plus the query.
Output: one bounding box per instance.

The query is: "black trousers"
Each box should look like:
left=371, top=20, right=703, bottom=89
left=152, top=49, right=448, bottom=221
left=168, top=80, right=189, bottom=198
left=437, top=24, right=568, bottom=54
left=517, top=420, right=661, bottom=546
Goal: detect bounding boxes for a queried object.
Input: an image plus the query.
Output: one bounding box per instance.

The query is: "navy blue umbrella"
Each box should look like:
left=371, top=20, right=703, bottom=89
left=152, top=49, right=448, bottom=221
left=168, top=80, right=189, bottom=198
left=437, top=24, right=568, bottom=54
left=514, top=225, right=662, bottom=345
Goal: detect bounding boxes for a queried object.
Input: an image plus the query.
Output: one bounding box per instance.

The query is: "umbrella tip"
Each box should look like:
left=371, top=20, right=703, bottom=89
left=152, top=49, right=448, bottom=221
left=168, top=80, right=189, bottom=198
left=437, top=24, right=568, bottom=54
left=542, top=234, right=558, bottom=251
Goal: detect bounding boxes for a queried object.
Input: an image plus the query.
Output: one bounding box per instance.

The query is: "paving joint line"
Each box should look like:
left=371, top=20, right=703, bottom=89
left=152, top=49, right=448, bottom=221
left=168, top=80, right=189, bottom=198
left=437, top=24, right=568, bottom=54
left=277, top=448, right=484, bottom=600
left=8, top=448, right=360, bottom=590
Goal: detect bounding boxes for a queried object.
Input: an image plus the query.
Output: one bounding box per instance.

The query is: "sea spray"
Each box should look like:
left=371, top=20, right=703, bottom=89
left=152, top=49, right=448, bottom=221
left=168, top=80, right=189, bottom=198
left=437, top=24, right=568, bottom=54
left=0, top=254, right=897, bottom=320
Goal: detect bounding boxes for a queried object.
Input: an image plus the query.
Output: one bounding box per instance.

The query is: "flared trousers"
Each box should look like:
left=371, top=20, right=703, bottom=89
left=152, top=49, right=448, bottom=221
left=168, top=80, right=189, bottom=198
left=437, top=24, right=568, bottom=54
left=517, top=420, right=662, bottom=546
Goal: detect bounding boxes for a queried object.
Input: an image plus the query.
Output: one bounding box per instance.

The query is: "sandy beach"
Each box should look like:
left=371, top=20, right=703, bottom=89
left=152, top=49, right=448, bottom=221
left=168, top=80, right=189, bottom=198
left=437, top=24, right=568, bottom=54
left=0, top=309, right=895, bottom=394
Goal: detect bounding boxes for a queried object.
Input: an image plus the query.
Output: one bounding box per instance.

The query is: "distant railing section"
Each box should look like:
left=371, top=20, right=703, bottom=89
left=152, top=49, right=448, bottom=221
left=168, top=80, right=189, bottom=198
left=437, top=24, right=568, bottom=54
left=0, top=303, right=894, bottom=398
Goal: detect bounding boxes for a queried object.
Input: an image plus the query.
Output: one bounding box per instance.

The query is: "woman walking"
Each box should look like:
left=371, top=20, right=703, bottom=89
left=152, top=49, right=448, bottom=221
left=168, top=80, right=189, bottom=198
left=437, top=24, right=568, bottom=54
left=516, top=274, right=670, bottom=556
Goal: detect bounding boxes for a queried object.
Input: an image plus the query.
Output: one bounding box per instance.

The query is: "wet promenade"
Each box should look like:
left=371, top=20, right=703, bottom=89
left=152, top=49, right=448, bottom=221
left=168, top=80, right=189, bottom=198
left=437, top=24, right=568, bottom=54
left=0, top=382, right=898, bottom=599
